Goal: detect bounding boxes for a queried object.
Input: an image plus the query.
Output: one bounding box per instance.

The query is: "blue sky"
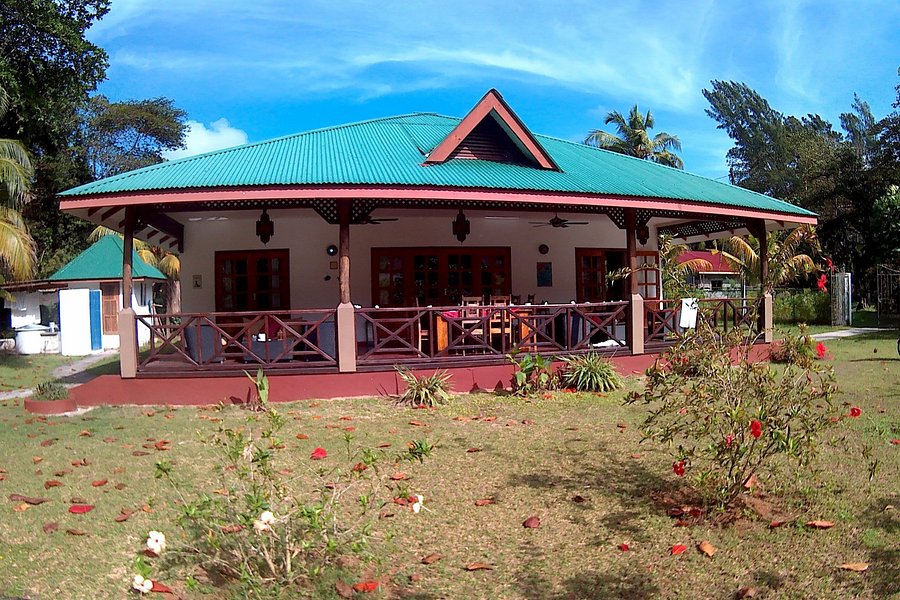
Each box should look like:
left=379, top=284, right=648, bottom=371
left=87, top=0, right=900, bottom=178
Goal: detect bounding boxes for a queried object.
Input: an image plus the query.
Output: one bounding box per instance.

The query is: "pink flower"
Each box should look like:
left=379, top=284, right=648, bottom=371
left=672, top=460, right=685, bottom=477
left=750, top=420, right=763, bottom=439
left=825, top=257, right=833, bottom=271
left=816, top=342, right=827, bottom=359
left=849, top=406, right=861, bottom=418
left=725, top=434, right=734, bottom=448
left=817, top=274, right=828, bottom=293
left=310, top=447, right=328, bottom=460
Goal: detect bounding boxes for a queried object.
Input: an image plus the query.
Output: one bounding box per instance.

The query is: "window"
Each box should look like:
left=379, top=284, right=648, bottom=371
left=371, top=247, right=511, bottom=307
left=636, top=251, right=660, bottom=299
left=215, top=250, right=290, bottom=312
left=100, top=283, right=120, bottom=334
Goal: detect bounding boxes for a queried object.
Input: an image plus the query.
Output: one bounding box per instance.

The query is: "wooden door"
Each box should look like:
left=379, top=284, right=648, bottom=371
left=215, top=249, right=290, bottom=312
left=576, top=248, right=626, bottom=302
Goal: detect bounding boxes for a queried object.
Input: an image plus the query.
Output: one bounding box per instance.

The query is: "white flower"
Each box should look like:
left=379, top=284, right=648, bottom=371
left=253, top=519, right=270, bottom=532
left=242, top=444, right=253, bottom=460
left=132, top=575, right=153, bottom=593
left=411, top=494, right=425, bottom=514
left=146, top=530, right=166, bottom=555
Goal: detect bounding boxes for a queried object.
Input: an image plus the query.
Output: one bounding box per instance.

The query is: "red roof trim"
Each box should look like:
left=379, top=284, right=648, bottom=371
left=59, top=184, right=818, bottom=225
left=424, top=89, right=559, bottom=170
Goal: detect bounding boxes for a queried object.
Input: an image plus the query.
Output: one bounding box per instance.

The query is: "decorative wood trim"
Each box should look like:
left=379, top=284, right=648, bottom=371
left=424, top=89, right=560, bottom=170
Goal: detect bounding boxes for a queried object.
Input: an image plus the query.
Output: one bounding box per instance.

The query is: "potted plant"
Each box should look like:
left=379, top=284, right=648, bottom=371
left=24, top=381, right=76, bottom=415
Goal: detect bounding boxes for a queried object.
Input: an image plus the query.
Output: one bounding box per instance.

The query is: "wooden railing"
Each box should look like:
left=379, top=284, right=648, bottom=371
left=356, top=302, right=629, bottom=366
left=135, top=309, right=337, bottom=373
left=644, top=297, right=760, bottom=345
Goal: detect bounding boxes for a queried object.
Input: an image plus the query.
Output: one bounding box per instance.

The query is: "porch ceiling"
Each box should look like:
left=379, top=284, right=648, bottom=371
left=63, top=187, right=816, bottom=248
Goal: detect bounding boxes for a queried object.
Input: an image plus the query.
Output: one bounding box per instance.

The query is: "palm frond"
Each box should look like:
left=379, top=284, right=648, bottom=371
left=157, top=253, right=181, bottom=279
left=0, top=207, right=35, bottom=280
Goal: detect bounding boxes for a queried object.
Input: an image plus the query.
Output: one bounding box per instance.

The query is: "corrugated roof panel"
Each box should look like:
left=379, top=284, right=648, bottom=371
left=60, top=113, right=814, bottom=217
left=49, top=236, right=167, bottom=282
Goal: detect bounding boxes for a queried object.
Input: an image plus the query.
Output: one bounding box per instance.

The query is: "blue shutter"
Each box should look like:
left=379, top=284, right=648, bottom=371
left=89, top=289, right=102, bottom=351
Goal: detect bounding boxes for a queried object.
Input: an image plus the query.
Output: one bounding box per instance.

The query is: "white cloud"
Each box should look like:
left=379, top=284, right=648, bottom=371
left=164, top=119, right=249, bottom=160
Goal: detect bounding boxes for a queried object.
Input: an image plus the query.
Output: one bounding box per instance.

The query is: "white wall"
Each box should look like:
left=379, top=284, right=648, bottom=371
left=8, top=290, right=58, bottom=328
left=67, top=281, right=156, bottom=349
left=179, top=208, right=660, bottom=311
left=59, top=288, right=92, bottom=356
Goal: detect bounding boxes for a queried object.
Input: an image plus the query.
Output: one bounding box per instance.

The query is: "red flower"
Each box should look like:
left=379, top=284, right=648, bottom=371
left=849, top=406, right=861, bottom=418
left=672, top=460, right=685, bottom=477
left=825, top=257, right=833, bottom=270
left=816, top=274, right=828, bottom=292
left=618, top=543, right=630, bottom=552
left=310, top=447, right=328, bottom=460
left=816, top=342, right=827, bottom=359
left=725, top=434, right=734, bottom=448
left=750, top=419, right=763, bottom=439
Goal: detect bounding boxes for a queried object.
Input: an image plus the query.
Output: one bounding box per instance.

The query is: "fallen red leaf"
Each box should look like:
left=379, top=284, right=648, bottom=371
left=53, top=469, right=71, bottom=477
left=68, top=504, right=94, bottom=514
left=421, top=553, right=444, bottom=565
left=671, top=544, right=687, bottom=555
left=571, top=495, right=587, bottom=503
left=736, top=587, right=757, bottom=598
left=335, top=581, right=354, bottom=599
left=521, top=419, right=535, bottom=425
left=66, top=528, right=87, bottom=536
left=474, top=498, right=495, bottom=506
left=339, top=416, right=353, bottom=421
left=132, top=451, right=150, bottom=457
left=376, top=443, right=391, bottom=448
left=44, top=480, right=63, bottom=489
left=39, top=439, right=54, bottom=447
left=465, top=562, right=494, bottom=571
left=351, top=580, right=379, bottom=593
left=698, top=540, right=716, bottom=557
left=9, top=494, right=49, bottom=505
left=806, top=520, right=835, bottom=529
left=42, top=522, right=58, bottom=534
left=838, top=562, right=869, bottom=572
left=523, top=516, right=541, bottom=528
left=150, top=581, right=173, bottom=593
left=891, top=439, right=900, bottom=445
left=114, top=510, right=134, bottom=523
left=78, top=430, right=92, bottom=437
left=115, top=483, right=126, bottom=490
left=310, top=447, right=328, bottom=460
left=295, top=433, right=309, bottom=440
left=482, top=416, right=497, bottom=422
left=408, top=420, right=428, bottom=427
left=389, top=472, right=409, bottom=481
left=91, top=479, right=108, bottom=487
left=466, top=447, right=482, bottom=453
left=618, top=543, right=630, bottom=552
left=219, top=524, right=243, bottom=533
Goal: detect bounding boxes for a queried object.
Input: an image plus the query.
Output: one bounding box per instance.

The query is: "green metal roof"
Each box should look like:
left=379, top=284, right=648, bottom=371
left=49, top=236, right=167, bottom=282
left=59, top=113, right=814, bottom=217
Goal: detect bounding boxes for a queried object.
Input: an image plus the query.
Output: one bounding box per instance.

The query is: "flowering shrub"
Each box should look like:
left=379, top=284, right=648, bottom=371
left=147, top=372, right=432, bottom=596
left=626, top=321, right=848, bottom=507
left=768, top=324, right=817, bottom=366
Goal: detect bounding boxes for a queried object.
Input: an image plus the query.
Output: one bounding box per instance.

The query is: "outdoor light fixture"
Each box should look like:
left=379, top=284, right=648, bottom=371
left=452, top=209, right=470, bottom=243
left=636, top=223, right=650, bottom=246
left=538, top=244, right=549, bottom=255
left=326, top=244, right=338, bottom=256
left=255, top=209, right=274, bottom=244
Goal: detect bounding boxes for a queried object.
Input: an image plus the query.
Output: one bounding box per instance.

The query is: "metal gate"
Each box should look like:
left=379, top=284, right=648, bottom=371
left=832, top=272, right=852, bottom=326
left=877, top=264, right=900, bottom=321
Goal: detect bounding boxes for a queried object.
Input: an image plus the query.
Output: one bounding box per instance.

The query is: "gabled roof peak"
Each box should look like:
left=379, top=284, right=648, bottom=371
left=424, top=89, right=560, bottom=171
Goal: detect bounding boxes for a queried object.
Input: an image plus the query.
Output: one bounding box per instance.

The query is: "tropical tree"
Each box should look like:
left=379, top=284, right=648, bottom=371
left=657, top=234, right=712, bottom=298
left=89, top=225, right=181, bottom=312
left=0, top=84, right=35, bottom=281
left=713, top=225, right=819, bottom=293
left=585, top=105, right=684, bottom=168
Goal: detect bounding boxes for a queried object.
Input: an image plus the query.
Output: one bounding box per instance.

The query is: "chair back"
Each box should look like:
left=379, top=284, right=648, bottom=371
left=527, top=294, right=536, bottom=304
left=490, top=295, right=511, bottom=306
left=460, top=296, right=482, bottom=319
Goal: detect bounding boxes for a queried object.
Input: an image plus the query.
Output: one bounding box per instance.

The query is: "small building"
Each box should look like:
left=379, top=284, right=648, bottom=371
left=1, top=236, right=166, bottom=355
left=677, top=251, right=745, bottom=298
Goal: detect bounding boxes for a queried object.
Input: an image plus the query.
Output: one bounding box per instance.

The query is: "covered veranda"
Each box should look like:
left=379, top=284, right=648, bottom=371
left=57, top=90, right=816, bottom=393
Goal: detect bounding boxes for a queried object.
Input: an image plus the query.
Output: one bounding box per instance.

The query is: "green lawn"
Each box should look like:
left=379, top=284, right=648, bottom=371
left=0, top=331, right=897, bottom=599
left=0, top=353, right=77, bottom=392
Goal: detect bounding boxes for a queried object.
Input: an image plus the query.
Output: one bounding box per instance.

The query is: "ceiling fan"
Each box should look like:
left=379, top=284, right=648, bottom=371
left=358, top=215, right=399, bottom=225
left=529, top=214, right=589, bottom=228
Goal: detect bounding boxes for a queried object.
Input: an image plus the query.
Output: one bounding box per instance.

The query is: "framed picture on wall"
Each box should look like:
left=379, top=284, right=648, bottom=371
left=536, top=262, right=552, bottom=287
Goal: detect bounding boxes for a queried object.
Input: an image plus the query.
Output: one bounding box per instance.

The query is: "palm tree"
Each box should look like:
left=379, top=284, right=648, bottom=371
left=585, top=105, right=684, bottom=168
left=658, top=234, right=712, bottom=298
left=89, top=226, right=181, bottom=312
left=713, top=225, right=818, bottom=293
left=0, top=85, right=36, bottom=281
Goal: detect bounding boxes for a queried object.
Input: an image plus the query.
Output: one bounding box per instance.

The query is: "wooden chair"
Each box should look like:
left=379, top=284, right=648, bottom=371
left=489, top=296, right=513, bottom=348
left=415, top=298, right=431, bottom=355
left=459, top=296, right=486, bottom=352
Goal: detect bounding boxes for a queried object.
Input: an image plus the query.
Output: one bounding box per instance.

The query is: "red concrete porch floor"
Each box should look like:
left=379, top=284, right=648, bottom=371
left=68, top=345, right=771, bottom=406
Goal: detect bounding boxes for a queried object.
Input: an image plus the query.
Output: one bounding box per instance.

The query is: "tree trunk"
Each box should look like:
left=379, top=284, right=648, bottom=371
left=165, top=278, right=181, bottom=313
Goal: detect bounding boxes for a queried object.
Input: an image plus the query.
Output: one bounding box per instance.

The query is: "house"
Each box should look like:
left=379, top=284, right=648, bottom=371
left=677, top=250, right=745, bottom=298
left=56, top=89, right=816, bottom=403
left=1, top=236, right=166, bottom=355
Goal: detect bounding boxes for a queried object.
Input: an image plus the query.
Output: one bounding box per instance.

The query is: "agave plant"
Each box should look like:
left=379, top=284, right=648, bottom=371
left=560, top=353, right=623, bottom=393
left=395, top=366, right=452, bottom=407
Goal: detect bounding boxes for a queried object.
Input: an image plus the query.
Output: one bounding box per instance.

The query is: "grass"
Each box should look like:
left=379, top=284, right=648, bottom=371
left=0, top=331, right=897, bottom=599
left=0, top=353, right=77, bottom=391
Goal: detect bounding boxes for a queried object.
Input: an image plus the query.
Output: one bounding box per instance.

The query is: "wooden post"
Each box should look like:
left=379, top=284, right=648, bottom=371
left=625, top=209, right=644, bottom=355
left=754, top=220, right=773, bottom=342
left=335, top=201, right=357, bottom=372
left=119, top=207, right=138, bottom=378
